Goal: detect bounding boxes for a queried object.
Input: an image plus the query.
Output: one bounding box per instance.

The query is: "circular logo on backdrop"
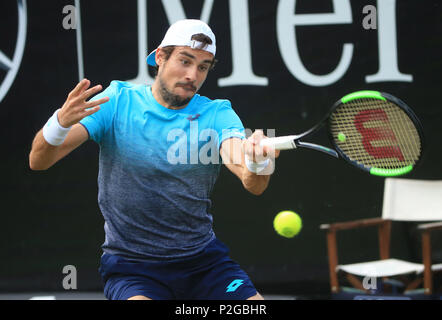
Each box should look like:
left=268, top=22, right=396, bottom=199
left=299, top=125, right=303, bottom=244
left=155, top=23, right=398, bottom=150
left=0, top=0, right=27, bottom=103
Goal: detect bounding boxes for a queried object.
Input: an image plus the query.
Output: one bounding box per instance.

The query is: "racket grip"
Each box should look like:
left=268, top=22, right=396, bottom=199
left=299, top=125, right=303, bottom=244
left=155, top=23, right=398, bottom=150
left=260, top=135, right=297, bottom=150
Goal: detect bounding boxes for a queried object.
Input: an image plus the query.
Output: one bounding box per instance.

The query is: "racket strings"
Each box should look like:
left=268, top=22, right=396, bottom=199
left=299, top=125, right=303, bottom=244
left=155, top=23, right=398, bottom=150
left=329, top=98, right=421, bottom=170
left=343, top=100, right=420, bottom=168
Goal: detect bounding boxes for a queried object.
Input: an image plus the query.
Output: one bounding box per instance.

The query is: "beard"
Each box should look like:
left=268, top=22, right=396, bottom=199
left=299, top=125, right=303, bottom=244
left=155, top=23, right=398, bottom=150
left=158, top=77, right=195, bottom=108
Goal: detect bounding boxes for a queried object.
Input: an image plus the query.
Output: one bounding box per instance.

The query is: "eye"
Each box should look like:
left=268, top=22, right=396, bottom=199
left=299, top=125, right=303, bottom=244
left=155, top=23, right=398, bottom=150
left=199, top=65, right=209, bottom=72
left=181, top=59, right=190, bottom=65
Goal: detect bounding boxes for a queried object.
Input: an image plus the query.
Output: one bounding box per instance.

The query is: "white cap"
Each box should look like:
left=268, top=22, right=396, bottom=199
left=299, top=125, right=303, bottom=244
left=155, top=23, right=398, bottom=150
left=147, top=19, right=216, bottom=66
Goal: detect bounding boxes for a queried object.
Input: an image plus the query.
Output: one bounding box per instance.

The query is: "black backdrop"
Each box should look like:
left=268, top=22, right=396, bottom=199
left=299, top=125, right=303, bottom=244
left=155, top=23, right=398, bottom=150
left=1, top=0, right=441, bottom=294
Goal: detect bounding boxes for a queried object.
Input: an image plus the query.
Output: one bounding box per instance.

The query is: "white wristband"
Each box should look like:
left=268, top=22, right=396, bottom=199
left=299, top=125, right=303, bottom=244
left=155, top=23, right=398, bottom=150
left=42, top=109, right=71, bottom=146
left=245, top=155, right=270, bottom=174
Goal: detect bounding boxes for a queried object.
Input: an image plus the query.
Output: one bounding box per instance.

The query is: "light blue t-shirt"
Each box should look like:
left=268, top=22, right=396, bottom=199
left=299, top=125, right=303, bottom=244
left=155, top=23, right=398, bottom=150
left=80, top=81, right=245, bottom=261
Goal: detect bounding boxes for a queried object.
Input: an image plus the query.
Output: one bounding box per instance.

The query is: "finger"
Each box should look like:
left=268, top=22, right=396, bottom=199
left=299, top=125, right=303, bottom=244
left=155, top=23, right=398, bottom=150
left=82, top=105, right=101, bottom=118
left=262, top=146, right=268, bottom=158
left=275, top=149, right=280, bottom=158
left=261, top=139, right=280, bottom=159
left=251, top=129, right=266, bottom=146
left=244, top=141, right=255, bottom=162
left=251, top=143, right=265, bottom=163
left=69, top=79, right=90, bottom=97
left=252, top=129, right=264, bottom=139
left=262, top=145, right=276, bottom=158
left=85, top=96, right=110, bottom=109
left=81, top=84, right=103, bottom=101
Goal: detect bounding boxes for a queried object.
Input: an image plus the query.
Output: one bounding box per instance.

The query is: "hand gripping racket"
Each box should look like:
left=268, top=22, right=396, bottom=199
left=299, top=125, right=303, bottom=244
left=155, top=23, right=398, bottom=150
left=260, top=91, right=424, bottom=177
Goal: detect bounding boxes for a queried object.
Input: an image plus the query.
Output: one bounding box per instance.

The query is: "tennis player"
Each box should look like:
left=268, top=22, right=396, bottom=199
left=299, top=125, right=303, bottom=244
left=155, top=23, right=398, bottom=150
left=29, top=19, right=278, bottom=300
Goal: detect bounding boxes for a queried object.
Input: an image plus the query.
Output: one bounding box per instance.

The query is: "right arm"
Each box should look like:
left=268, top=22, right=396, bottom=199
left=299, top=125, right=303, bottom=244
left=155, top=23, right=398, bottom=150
left=29, top=79, right=109, bottom=171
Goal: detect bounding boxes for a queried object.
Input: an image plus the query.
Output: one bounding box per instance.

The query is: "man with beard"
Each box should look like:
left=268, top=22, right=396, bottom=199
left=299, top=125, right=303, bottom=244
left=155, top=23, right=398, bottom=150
left=29, top=19, right=279, bottom=300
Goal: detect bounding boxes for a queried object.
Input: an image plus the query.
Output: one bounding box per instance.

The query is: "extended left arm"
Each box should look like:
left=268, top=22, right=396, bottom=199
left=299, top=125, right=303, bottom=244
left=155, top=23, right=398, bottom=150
left=220, top=130, right=279, bottom=196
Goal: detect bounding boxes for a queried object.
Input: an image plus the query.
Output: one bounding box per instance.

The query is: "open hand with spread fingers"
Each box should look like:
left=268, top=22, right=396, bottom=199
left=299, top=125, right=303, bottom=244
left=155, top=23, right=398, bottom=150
left=58, top=79, right=109, bottom=128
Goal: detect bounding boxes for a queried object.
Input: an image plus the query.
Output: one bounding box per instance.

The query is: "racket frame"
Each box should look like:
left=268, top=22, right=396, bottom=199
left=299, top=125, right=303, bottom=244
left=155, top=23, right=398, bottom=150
left=325, top=91, right=425, bottom=176
left=261, top=90, right=425, bottom=177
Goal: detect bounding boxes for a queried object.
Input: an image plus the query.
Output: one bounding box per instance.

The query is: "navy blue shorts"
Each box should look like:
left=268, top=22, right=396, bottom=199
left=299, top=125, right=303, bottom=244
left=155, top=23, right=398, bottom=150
left=99, top=238, right=258, bottom=300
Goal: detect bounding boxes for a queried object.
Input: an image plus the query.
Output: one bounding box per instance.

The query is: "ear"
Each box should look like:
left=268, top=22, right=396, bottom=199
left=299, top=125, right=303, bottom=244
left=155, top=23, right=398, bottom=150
left=155, top=48, right=163, bottom=67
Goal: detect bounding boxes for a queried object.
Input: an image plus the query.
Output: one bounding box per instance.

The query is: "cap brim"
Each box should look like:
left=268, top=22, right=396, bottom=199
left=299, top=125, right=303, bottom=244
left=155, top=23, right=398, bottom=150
left=146, top=50, right=157, bottom=66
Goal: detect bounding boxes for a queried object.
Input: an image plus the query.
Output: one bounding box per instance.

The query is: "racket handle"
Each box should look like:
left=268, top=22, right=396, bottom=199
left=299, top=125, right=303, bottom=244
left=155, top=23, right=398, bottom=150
left=260, top=135, right=298, bottom=150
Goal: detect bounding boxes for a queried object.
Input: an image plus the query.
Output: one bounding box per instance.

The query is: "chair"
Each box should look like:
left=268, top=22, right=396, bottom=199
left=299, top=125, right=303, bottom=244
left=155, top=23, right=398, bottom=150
left=320, top=178, right=442, bottom=298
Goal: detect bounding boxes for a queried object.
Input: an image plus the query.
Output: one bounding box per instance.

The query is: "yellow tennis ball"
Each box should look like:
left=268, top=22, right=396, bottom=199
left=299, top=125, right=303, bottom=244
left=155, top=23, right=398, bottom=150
left=273, top=210, right=302, bottom=238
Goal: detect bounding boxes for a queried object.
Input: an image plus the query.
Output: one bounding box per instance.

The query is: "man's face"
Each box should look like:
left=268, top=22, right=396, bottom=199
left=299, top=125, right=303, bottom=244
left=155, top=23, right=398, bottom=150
left=156, top=46, right=214, bottom=108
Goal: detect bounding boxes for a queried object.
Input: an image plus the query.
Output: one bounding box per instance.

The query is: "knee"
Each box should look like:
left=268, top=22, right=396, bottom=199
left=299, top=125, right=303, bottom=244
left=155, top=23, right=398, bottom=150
left=247, top=292, right=264, bottom=300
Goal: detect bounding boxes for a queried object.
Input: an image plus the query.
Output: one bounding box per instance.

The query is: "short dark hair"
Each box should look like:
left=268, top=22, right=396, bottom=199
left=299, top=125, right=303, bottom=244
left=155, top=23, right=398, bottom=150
left=150, top=33, right=218, bottom=76
left=191, top=33, right=213, bottom=47
left=191, top=33, right=218, bottom=70
left=151, top=46, right=175, bottom=76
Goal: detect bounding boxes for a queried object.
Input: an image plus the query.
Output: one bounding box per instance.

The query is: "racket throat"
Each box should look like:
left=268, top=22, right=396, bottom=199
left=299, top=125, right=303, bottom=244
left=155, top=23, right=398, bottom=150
left=297, top=142, right=339, bottom=158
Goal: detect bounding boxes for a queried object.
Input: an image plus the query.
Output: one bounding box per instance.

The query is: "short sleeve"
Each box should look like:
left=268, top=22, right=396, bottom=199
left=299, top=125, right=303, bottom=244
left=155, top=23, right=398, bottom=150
left=79, top=81, right=118, bottom=144
left=213, top=100, right=245, bottom=150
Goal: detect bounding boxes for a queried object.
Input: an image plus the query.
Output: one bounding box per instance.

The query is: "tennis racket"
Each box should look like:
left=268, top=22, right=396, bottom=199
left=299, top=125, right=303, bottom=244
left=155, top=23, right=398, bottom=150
left=260, top=90, right=424, bottom=177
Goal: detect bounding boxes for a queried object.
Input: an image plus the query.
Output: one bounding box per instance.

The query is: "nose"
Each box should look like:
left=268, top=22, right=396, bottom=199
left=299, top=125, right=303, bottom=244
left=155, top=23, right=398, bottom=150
left=185, top=66, right=198, bottom=82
